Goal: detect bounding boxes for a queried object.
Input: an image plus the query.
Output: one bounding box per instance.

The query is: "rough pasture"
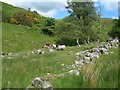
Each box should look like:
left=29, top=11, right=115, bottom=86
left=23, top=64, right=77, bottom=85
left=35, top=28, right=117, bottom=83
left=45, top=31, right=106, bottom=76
left=2, top=42, right=118, bottom=88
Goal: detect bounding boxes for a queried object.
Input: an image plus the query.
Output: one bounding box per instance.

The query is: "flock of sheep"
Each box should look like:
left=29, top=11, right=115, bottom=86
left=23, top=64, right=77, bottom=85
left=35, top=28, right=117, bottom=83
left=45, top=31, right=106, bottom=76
left=34, top=44, right=66, bottom=54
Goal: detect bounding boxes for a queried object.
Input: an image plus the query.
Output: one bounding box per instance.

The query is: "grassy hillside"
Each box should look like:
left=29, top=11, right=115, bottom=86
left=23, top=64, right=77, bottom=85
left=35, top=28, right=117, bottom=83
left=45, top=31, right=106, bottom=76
left=2, top=2, right=118, bottom=89
left=91, top=18, right=114, bottom=42
left=2, top=22, right=55, bottom=53
left=2, top=2, right=26, bottom=17
left=1, top=2, right=44, bottom=19
left=99, top=18, right=114, bottom=41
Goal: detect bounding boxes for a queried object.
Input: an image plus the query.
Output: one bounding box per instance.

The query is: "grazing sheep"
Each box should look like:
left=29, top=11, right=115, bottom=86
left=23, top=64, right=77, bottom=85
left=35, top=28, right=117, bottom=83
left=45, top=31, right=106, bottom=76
left=57, top=45, right=65, bottom=50
left=42, top=43, right=53, bottom=49
left=52, top=44, right=57, bottom=49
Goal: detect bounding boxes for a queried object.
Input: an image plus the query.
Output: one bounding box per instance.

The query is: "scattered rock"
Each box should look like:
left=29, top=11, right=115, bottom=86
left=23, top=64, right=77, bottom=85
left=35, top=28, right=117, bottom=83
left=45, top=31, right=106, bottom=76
left=49, top=49, right=55, bottom=53
left=110, top=52, right=114, bottom=54
left=8, top=57, right=13, bottom=60
left=68, top=70, right=80, bottom=76
left=35, top=49, right=45, bottom=54
left=27, top=77, right=53, bottom=90
left=58, top=73, right=66, bottom=78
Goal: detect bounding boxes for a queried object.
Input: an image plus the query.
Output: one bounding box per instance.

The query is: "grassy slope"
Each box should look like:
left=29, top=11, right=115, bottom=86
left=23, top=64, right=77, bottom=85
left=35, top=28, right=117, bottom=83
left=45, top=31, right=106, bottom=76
left=2, top=22, right=55, bottom=53
left=92, top=18, right=114, bottom=42
left=1, top=2, right=27, bottom=18
left=99, top=18, right=114, bottom=41
left=2, top=2, right=118, bottom=88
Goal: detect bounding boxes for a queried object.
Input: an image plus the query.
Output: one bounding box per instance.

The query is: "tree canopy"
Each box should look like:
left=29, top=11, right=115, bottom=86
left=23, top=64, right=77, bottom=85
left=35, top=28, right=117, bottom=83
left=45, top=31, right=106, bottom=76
left=55, top=1, right=98, bottom=45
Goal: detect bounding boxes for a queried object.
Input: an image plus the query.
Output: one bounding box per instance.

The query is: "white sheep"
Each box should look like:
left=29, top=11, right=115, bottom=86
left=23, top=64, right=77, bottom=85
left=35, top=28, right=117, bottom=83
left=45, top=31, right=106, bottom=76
left=52, top=44, right=57, bottom=48
left=57, top=45, right=65, bottom=50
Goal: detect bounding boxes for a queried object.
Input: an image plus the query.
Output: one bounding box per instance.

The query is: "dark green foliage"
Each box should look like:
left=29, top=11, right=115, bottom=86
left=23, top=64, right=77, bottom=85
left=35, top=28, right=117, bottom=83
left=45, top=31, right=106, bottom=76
left=56, top=37, right=76, bottom=46
left=67, top=2, right=98, bottom=42
left=108, top=19, right=120, bottom=40
left=55, top=1, right=98, bottom=45
left=42, top=27, right=53, bottom=36
left=42, top=18, right=56, bottom=36
left=45, top=18, right=55, bottom=26
left=55, top=21, right=80, bottom=45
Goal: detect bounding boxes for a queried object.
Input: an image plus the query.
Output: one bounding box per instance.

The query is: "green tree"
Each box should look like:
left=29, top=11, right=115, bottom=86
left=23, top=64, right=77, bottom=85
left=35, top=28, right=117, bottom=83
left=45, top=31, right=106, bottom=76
left=108, top=19, right=120, bottom=40
left=42, top=18, right=55, bottom=36
left=55, top=20, right=85, bottom=45
left=65, top=1, right=98, bottom=44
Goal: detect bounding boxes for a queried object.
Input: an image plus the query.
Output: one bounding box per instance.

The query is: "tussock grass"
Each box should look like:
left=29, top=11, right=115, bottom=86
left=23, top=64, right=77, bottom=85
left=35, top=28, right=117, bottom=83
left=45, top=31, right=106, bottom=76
left=51, top=48, right=118, bottom=88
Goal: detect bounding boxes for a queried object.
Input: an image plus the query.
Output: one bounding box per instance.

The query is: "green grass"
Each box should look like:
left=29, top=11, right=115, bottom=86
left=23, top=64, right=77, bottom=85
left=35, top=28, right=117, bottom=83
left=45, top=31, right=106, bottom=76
left=93, top=18, right=114, bottom=42
left=1, top=2, right=26, bottom=17
left=2, top=45, right=118, bottom=88
left=2, top=43, right=95, bottom=88
left=2, top=22, right=55, bottom=53
left=51, top=48, right=118, bottom=88
left=99, top=18, right=114, bottom=42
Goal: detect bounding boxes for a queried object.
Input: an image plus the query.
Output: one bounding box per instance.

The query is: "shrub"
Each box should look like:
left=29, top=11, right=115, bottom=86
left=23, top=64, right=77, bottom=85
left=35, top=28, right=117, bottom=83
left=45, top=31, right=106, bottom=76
left=13, top=11, right=33, bottom=26
left=9, top=17, right=18, bottom=24
left=33, top=17, right=39, bottom=24
left=42, top=27, right=53, bottom=36
left=56, top=37, right=76, bottom=46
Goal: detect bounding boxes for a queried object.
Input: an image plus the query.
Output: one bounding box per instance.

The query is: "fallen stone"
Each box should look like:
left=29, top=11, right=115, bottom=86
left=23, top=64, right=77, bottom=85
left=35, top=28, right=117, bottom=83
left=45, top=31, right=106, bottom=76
left=30, top=77, right=53, bottom=90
